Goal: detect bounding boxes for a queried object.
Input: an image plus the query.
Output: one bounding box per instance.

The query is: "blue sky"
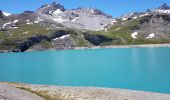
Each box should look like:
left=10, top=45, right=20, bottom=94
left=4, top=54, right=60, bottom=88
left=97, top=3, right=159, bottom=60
left=0, top=0, right=170, bottom=17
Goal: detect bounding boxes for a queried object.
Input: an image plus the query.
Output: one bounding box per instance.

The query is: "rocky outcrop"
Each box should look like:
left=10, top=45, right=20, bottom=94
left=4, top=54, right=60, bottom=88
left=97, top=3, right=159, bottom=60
left=50, top=30, right=70, bottom=38
left=70, top=7, right=112, bottom=18
left=19, top=35, right=49, bottom=52
left=0, top=10, right=3, bottom=18
left=0, top=30, right=76, bottom=53
left=53, top=37, right=75, bottom=50
left=36, top=2, right=65, bottom=15
left=83, top=33, right=113, bottom=46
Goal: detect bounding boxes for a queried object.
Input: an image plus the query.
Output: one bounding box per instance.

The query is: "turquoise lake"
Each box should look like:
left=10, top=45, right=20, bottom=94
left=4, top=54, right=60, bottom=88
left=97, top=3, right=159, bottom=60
left=0, top=47, right=170, bottom=93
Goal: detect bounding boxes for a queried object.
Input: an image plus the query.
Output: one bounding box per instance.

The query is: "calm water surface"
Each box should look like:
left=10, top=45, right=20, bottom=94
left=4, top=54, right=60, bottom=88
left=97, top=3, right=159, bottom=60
left=0, top=47, right=170, bottom=93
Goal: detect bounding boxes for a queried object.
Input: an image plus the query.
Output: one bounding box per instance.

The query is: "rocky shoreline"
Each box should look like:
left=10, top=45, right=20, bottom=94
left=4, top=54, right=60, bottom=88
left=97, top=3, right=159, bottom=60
left=0, top=82, right=170, bottom=100
left=75, top=43, right=170, bottom=50
left=1, top=43, right=170, bottom=53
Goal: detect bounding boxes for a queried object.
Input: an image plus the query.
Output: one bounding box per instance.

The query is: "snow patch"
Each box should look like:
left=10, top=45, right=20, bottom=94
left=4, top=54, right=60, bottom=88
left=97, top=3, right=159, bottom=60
left=111, top=20, right=118, bottom=25
left=22, top=31, right=29, bottom=34
left=13, top=20, right=18, bottom=23
left=2, top=20, right=19, bottom=28
left=53, top=34, right=70, bottom=40
left=2, top=12, right=11, bottom=16
left=52, top=18, right=67, bottom=23
left=139, top=13, right=149, bottom=17
left=11, top=27, right=18, bottom=29
left=2, top=22, right=12, bottom=28
left=155, top=10, right=170, bottom=14
left=53, top=9, right=63, bottom=15
left=52, top=42, right=55, bottom=45
left=131, top=32, right=138, bottom=39
left=121, top=12, right=134, bottom=21
left=72, top=17, right=79, bottom=22
left=116, top=27, right=121, bottom=31
left=26, top=19, right=33, bottom=24
left=146, top=33, right=155, bottom=39
left=133, top=16, right=137, bottom=19
left=122, top=18, right=128, bottom=21
left=104, top=29, right=108, bottom=32
left=34, top=17, right=43, bottom=23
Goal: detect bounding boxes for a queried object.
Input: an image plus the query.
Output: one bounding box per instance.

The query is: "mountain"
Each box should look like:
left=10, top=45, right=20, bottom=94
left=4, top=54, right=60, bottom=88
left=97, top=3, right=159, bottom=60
left=2, top=11, right=11, bottom=16
left=154, top=3, right=170, bottom=14
left=35, top=2, right=113, bottom=31
left=117, top=3, right=170, bottom=40
left=36, top=2, right=65, bottom=15
left=158, top=3, right=170, bottom=10
left=1, top=3, right=170, bottom=53
left=0, top=10, right=11, bottom=18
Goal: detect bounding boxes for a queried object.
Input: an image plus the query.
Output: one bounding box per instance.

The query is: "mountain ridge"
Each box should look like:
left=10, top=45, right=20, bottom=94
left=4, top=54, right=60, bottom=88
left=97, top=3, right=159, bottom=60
left=0, top=2, right=170, bottom=53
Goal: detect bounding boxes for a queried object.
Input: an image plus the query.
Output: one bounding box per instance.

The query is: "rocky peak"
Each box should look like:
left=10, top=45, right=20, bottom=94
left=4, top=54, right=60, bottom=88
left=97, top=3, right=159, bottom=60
left=36, top=2, right=65, bottom=15
left=158, top=3, right=170, bottom=10
left=23, top=11, right=34, bottom=14
left=71, top=7, right=112, bottom=18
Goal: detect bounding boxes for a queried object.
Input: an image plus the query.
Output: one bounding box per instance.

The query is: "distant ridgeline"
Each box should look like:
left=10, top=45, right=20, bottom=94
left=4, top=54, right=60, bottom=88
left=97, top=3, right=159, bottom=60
left=0, top=2, right=170, bottom=52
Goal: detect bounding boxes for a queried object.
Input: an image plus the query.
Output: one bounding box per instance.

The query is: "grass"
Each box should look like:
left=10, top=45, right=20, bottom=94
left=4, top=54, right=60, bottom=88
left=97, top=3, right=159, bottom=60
left=85, top=19, right=139, bottom=45
left=1, top=18, right=170, bottom=49
left=17, top=87, right=63, bottom=100
left=40, top=40, right=55, bottom=49
left=7, top=24, right=52, bottom=40
left=85, top=18, right=170, bottom=46
left=0, top=24, right=53, bottom=50
left=70, top=33, right=90, bottom=47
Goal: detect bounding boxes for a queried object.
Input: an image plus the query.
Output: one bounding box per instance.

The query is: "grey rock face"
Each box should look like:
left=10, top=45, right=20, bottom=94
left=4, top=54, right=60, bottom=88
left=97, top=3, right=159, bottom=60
left=34, top=2, right=114, bottom=31
left=0, top=30, right=76, bottom=52
left=83, top=33, right=113, bottom=45
left=137, top=13, right=170, bottom=38
left=0, top=12, right=39, bottom=29
left=70, top=7, right=112, bottom=18
left=0, top=10, right=3, bottom=18
left=53, top=37, right=75, bottom=50
left=50, top=30, right=70, bottom=38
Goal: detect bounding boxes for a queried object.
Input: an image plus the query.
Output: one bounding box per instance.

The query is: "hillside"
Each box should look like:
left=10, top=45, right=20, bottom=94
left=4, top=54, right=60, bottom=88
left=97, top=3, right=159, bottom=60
left=0, top=3, right=170, bottom=52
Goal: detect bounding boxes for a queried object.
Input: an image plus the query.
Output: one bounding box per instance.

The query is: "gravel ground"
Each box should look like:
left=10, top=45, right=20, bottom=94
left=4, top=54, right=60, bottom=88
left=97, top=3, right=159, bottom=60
left=0, top=83, right=44, bottom=100
left=7, top=83, right=170, bottom=100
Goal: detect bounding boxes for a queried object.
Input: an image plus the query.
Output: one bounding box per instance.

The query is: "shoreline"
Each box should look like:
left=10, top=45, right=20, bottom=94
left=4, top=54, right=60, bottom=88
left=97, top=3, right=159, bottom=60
left=1, top=82, right=170, bottom=100
left=1, top=43, right=170, bottom=53
left=75, top=43, right=170, bottom=50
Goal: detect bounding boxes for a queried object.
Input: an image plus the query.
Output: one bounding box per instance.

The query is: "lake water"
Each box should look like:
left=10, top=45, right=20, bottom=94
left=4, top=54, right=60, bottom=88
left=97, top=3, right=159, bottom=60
left=0, top=47, right=170, bottom=93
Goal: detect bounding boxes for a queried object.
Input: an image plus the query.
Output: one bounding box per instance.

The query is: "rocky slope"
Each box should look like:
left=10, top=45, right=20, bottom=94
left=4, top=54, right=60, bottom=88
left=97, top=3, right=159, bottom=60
left=1, top=3, right=170, bottom=52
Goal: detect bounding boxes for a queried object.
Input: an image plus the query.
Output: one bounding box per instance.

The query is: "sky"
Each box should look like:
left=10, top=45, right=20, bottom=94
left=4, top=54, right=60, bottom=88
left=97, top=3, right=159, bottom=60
left=0, top=0, right=170, bottom=17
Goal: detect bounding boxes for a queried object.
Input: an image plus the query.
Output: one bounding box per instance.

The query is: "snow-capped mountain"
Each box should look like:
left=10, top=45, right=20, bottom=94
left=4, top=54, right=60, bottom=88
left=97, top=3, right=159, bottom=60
left=120, top=3, right=170, bottom=21
left=117, top=3, right=170, bottom=40
left=158, top=3, right=170, bottom=10
left=69, top=7, right=112, bottom=18
left=154, top=3, right=170, bottom=14
left=1, top=2, right=170, bottom=52
left=0, top=10, right=11, bottom=18
left=2, top=11, right=11, bottom=16
left=35, top=2, right=114, bottom=30
left=36, top=2, right=65, bottom=15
